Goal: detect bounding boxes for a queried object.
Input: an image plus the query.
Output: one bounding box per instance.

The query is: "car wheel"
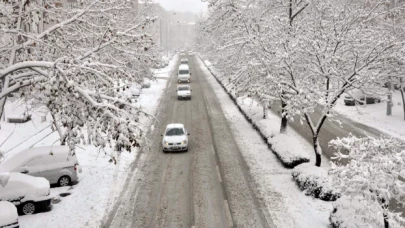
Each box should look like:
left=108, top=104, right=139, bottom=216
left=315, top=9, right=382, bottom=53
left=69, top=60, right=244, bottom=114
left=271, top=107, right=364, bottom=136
left=185, top=148, right=188, bottom=152
left=21, top=202, right=36, bottom=215
left=58, top=176, right=71, bottom=187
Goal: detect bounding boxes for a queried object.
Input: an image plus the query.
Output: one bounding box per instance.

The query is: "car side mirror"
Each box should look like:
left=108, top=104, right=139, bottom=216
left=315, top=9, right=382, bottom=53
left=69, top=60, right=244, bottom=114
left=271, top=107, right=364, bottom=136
left=190, top=73, right=192, bottom=75
left=188, top=133, right=190, bottom=136
left=161, top=134, right=163, bottom=136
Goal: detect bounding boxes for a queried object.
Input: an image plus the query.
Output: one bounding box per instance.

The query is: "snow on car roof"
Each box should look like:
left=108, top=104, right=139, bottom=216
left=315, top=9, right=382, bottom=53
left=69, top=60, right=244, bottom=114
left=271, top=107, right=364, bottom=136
left=0, top=201, right=18, bottom=226
left=177, top=85, right=190, bottom=88
left=166, top=123, right=184, bottom=129
left=0, top=172, right=50, bottom=197
left=0, top=146, right=71, bottom=172
left=180, top=58, right=188, bottom=62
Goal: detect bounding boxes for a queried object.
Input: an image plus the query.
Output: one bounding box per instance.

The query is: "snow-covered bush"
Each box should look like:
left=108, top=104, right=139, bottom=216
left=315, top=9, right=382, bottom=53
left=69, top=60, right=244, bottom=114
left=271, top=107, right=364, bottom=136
left=330, top=196, right=403, bottom=228
left=329, top=135, right=405, bottom=228
left=292, top=163, right=340, bottom=201
left=268, top=134, right=310, bottom=168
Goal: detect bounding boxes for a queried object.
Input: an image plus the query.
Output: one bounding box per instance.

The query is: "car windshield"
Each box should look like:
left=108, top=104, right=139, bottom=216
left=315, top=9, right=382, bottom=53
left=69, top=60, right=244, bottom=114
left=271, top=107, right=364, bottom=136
left=178, top=87, right=189, bottom=91
left=165, top=128, right=185, bottom=136
left=181, top=60, right=188, bottom=63
left=179, top=70, right=189, bottom=75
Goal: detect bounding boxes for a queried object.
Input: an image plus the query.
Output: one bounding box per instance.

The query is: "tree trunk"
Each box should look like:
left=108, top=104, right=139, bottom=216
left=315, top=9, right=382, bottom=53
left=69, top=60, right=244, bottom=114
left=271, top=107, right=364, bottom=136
left=0, top=76, right=10, bottom=125
left=50, top=112, right=64, bottom=145
left=280, top=100, right=288, bottom=133
left=313, top=135, right=322, bottom=167
left=384, top=214, right=389, bottom=228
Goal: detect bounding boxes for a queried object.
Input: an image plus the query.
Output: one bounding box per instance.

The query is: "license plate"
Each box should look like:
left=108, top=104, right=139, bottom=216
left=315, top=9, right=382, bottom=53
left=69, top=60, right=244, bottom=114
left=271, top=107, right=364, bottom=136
left=172, top=147, right=179, bottom=149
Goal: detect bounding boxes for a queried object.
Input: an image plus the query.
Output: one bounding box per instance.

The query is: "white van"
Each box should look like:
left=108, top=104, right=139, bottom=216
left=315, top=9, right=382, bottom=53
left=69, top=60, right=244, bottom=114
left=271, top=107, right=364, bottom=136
left=178, top=64, right=191, bottom=83
left=0, top=146, right=81, bottom=187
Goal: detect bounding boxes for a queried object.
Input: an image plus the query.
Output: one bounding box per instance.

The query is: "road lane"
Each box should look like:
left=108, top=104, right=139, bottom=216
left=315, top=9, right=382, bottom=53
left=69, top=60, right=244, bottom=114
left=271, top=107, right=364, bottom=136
left=104, top=55, right=233, bottom=228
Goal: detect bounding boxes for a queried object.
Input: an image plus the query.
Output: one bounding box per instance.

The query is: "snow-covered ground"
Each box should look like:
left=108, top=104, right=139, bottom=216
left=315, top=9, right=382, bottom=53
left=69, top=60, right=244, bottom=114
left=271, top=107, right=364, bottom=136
left=0, top=54, right=178, bottom=228
left=198, top=57, right=333, bottom=228
left=335, top=90, right=405, bottom=140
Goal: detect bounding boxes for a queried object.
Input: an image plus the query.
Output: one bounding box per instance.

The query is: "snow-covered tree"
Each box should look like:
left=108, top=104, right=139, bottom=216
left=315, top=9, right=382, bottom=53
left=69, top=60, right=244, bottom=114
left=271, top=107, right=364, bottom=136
left=0, top=0, right=160, bottom=156
left=329, top=135, right=405, bottom=228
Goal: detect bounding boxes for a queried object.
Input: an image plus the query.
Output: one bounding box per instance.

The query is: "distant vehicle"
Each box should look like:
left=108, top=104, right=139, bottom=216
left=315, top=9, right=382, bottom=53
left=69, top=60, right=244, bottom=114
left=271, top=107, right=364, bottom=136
left=178, top=64, right=191, bottom=83
left=161, top=123, right=190, bottom=152
left=177, top=85, right=191, bottom=100
left=180, top=59, right=188, bottom=65
left=142, top=79, right=151, bottom=88
left=0, top=173, right=52, bottom=215
left=188, top=50, right=194, bottom=55
left=344, top=89, right=381, bottom=106
left=0, top=146, right=81, bottom=187
left=180, top=50, right=186, bottom=55
left=0, top=201, right=19, bottom=227
left=130, top=83, right=142, bottom=97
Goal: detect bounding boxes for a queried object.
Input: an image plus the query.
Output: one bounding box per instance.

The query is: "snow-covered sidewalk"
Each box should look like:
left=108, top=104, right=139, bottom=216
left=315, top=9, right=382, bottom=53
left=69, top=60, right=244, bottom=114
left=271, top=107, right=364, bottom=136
left=335, top=90, right=405, bottom=140
left=197, top=57, right=333, bottom=227
left=0, top=54, right=178, bottom=228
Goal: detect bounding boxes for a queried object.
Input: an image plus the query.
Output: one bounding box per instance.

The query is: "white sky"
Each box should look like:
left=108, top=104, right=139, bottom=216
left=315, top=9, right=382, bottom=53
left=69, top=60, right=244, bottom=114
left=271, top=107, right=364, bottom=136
left=154, top=0, right=208, bottom=14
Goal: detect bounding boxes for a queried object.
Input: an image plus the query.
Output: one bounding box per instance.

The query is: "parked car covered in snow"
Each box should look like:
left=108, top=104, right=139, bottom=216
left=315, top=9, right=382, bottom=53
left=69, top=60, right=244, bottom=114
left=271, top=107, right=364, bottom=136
left=130, top=83, right=142, bottom=97
left=0, top=201, right=19, bottom=227
left=343, top=89, right=381, bottom=106
left=0, top=172, right=51, bottom=215
left=0, top=146, right=81, bottom=187
left=142, top=79, right=151, bottom=88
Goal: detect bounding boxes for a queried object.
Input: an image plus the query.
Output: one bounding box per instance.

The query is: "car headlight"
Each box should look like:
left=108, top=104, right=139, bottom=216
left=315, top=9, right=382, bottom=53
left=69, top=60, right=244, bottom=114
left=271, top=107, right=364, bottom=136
left=164, top=141, right=169, bottom=146
left=181, top=140, right=187, bottom=145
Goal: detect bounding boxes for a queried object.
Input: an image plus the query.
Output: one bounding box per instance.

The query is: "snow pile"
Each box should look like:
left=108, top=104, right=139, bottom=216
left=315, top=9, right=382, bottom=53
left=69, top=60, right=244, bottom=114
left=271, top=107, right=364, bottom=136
left=200, top=56, right=310, bottom=168
left=330, top=196, right=402, bottom=228
left=292, top=163, right=339, bottom=201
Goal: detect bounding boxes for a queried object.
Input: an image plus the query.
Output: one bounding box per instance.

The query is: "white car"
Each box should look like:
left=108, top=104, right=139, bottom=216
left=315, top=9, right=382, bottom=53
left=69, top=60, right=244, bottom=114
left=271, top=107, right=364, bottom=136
left=162, top=124, right=190, bottom=152
left=177, top=85, right=191, bottom=100
left=130, top=83, right=142, bottom=97
left=0, top=172, right=52, bottom=215
left=178, top=64, right=191, bottom=83
left=0, top=201, right=19, bottom=228
left=180, top=58, right=188, bottom=65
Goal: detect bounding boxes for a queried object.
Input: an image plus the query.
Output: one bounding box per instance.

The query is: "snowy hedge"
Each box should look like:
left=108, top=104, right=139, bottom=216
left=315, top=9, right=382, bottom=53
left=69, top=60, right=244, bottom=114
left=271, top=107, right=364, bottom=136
left=200, top=57, right=310, bottom=168
left=291, top=163, right=340, bottom=201
left=330, top=196, right=403, bottom=228
left=268, top=134, right=311, bottom=168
